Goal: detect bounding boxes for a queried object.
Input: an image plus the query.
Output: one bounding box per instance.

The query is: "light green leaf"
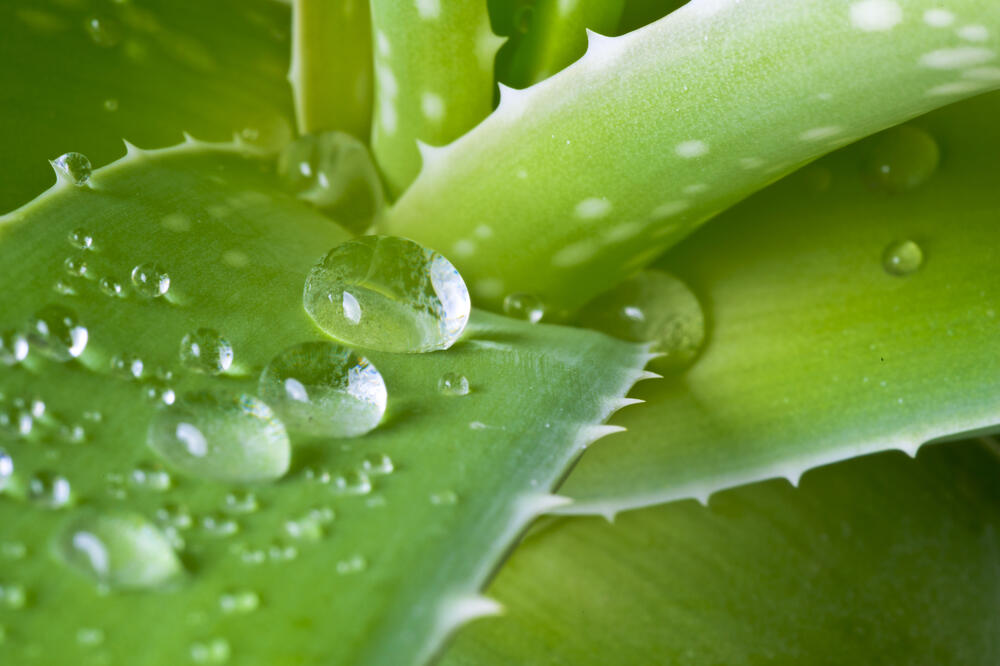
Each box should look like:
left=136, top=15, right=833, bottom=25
left=0, top=0, right=294, bottom=214
left=382, top=0, right=1000, bottom=312
left=559, top=91, right=1000, bottom=515
left=0, top=143, right=649, bottom=664
left=445, top=441, right=1000, bottom=665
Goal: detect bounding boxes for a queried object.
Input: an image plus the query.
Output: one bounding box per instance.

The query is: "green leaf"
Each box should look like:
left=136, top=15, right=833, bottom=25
left=289, top=0, right=373, bottom=139
left=370, top=0, right=504, bottom=195
left=445, top=441, right=1000, bottom=665
left=0, top=143, right=649, bottom=664
left=0, top=0, right=294, bottom=214
left=559, top=91, right=1000, bottom=515
left=381, top=0, right=1000, bottom=312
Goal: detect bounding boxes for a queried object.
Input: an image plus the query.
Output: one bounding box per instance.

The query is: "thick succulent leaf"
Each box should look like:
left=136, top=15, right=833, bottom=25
left=289, top=0, right=372, bottom=139
left=382, top=0, right=1000, bottom=312
left=444, top=441, right=1000, bottom=665
left=0, top=144, right=649, bottom=664
left=370, top=0, right=504, bottom=196
left=0, top=0, right=293, bottom=214
left=559, top=91, right=1000, bottom=515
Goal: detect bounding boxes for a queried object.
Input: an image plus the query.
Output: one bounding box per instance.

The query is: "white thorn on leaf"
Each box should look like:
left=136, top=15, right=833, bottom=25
left=522, top=493, right=573, bottom=517
left=577, top=424, right=626, bottom=449
left=439, top=595, right=504, bottom=631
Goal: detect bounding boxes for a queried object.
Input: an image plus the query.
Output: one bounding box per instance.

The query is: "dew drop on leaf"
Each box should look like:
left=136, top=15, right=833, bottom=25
left=277, top=131, right=385, bottom=233
left=0, top=448, right=13, bottom=492
left=189, top=637, right=231, bottom=664
left=130, top=263, right=170, bottom=298
left=303, top=235, right=470, bottom=353
left=67, top=228, right=94, bottom=250
left=146, top=392, right=290, bottom=483
left=0, top=330, right=29, bottom=366
left=51, top=152, right=92, bottom=186
left=27, top=470, right=73, bottom=509
left=503, top=292, right=545, bottom=323
left=56, top=510, right=182, bottom=590
left=179, top=328, right=234, bottom=375
left=258, top=341, right=386, bottom=438
left=99, top=276, right=125, bottom=298
left=882, top=239, right=924, bottom=276
left=578, top=269, right=705, bottom=373
left=864, top=125, right=939, bottom=193
left=84, top=16, right=121, bottom=48
left=0, top=584, right=27, bottom=609
left=333, top=469, right=372, bottom=495
left=361, top=452, right=394, bottom=475
left=28, top=304, right=89, bottom=361
left=438, top=372, right=470, bottom=396
left=219, top=590, right=260, bottom=614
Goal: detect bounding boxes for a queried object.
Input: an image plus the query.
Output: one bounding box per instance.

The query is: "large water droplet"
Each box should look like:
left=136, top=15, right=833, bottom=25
left=27, top=471, right=73, bottom=509
left=303, top=236, right=470, bottom=353
left=258, top=342, right=386, bottom=438
left=882, top=239, right=924, bottom=276
left=503, top=292, right=545, bottom=323
left=0, top=330, right=29, bottom=365
left=277, top=131, right=385, bottom=233
left=52, top=152, right=92, bottom=186
left=578, top=269, right=705, bottom=373
left=147, top=392, right=290, bottom=483
left=56, top=510, right=182, bottom=589
left=437, top=372, right=470, bottom=396
left=28, top=305, right=88, bottom=361
left=131, top=263, right=170, bottom=298
left=179, top=329, right=233, bottom=375
left=864, top=126, right=939, bottom=193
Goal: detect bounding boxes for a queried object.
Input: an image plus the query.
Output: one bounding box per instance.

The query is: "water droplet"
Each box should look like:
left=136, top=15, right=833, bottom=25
left=84, top=16, right=121, bottom=47
left=199, top=513, right=239, bottom=537
left=0, top=330, right=29, bottom=365
left=68, top=228, right=94, bottom=250
left=190, top=637, right=231, bottom=664
left=147, top=392, right=290, bottom=483
left=59, top=422, right=87, bottom=445
left=131, top=263, right=170, bottom=298
left=361, top=452, right=393, bottom=475
left=303, top=236, right=470, bottom=353
left=284, top=511, right=327, bottom=541
left=103, top=98, right=119, bottom=112
left=53, top=279, right=77, bottom=296
left=129, top=464, right=172, bottom=491
left=99, top=276, right=125, bottom=298
left=29, top=305, right=88, bottom=361
left=335, top=554, right=367, bottom=575
left=0, top=404, right=32, bottom=438
left=76, top=627, right=105, bottom=647
left=27, top=471, right=72, bottom=509
left=277, top=132, right=385, bottom=232
left=64, top=255, right=89, bottom=278
left=267, top=541, right=298, bottom=562
left=156, top=503, right=194, bottom=530
left=437, top=372, right=470, bottom=396
left=0, top=449, right=13, bottom=492
left=222, top=490, right=258, bottom=514
left=578, top=269, right=705, bottom=373
left=110, top=354, right=144, bottom=380
left=882, top=239, right=924, bottom=276
left=430, top=490, right=458, bottom=506
left=52, top=152, right=92, bottom=186
left=864, top=126, right=939, bottom=193
left=179, top=329, right=233, bottom=375
left=0, top=584, right=27, bottom=609
left=219, top=590, right=259, bottom=614
left=333, top=469, right=371, bottom=495
left=503, top=292, right=545, bottom=323
left=258, top=342, right=386, bottom=438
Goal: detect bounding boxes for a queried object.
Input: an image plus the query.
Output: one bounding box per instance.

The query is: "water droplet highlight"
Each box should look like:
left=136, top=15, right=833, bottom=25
left=503, top=292, right=545, bottom=323
left=0, top=330, right=29, bottom=365
left=147, top=392, right=290, bottom=483
left=0, top=449, right=13, bottom=492
left=882, top=239, right=924, bottom=276
left=84, top=16, right=121, bottom=47
left=437, top=372, right=470, bottom=396
left=361, top=452, right=393, bottom=475
left=258, top=342, right=386, bottom=438
left=52, top=152, right=92, bottom=186
left=219, top=590, right=260, bottom=614
left=180, top=329, right=233, bottom=375
left=131, top=263, right=170, bottom=298
left=27, top=471, right=73, bottom=509
left=864, top=126, right=939, bottom=193
left=99, top=276, right=125, bottom=298
left=190, top=637, right=231, bottom=664
left=303, top=236, right=470, bottom=353
left=333, top=469, right=372, bottom=495
left=29, top=305, right=88, bottom=361
left=56, top=510, right=181, bottom=589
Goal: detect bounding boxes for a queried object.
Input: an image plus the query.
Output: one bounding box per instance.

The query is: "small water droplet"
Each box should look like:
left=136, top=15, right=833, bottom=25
left=578, top=269, right=705, bottom=373
left=27, top=471, right=73, bottom=509
left=110, top=354, right=144, bottom=380
left=53, top=279, right=77, bottom=296
left=190, top=637, right=231, bottom=664
left=84, top=15, right=121, bottom=47
left=199, top=513, right=240, bottom=537
left=64, top=255, right=90, bottom=278
left=361, top=452, right=393, bottom=475
left=429, top=490, right=458, bottom=506
left=179, top=329, right=233, bottom=375
left=76, top=627, right=105, bottom=647
left=222, top=490, right=258, bottom=514
left=335, top=554, right=367, bottom=575
left=68, top=228, right=94, bottom=250
left=147, top=392, right=290, bottom=483
left=503, top=292, right=545, bottom=323
left=0, top=449, right=13, bottom=492
left=333, top=469, right=371, bottom=495
left=0, top=404, right=31, bottom=439
left=99, top=276, right=126, bottom=298
left=219, top=590, right=259, bottom=614
left=103, top=98, right=119, bottom=112
left=437, top=372, right=470, bottom=396
left=864, top=126, right=939, bottom=193
left=882, top=239, right=924, bottom=276
left=303, top=236, right=470, bottom=353
left=156, top=503, right=193, bottom=530
left=283, top=511, right=326, bottom=541
left=52, top=152, right=92, bottom=186
left=267, top=541, right=298, bottom=562
left=0, top=330, right=29, bottom=365
left=277, top=131, right=385, bottom=232
left=29, top=305, right=88, bottom=361
left=129, top=464, right=172, bottom=491
left=131, top=263, right=170, bottom=298
left=258, top=341, right=386, bottom=438
left=59, top=422, right=87, bottom=444
left=0, top=584, right=27, bottom=609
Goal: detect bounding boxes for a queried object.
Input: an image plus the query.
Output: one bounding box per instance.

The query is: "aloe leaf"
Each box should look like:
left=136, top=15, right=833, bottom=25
left=370, top=0, right=504, bottom=196
left=289, top=0, right=372, bottom=139
left=381, top=0, right=1000, bottom=312
left=443, top=441, right=1000, bottom=664
left=493, top=0, right=625, bottom=88
left=0, top=0, right=293, bottom=214
left=558, top=91, right=1000, bottom=516
left=0, top=141, right=649, bottom=664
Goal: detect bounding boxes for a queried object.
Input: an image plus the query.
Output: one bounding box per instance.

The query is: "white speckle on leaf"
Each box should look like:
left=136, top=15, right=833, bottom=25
left=849, top=0, right=902, bottom=32
left=474, top=225, right=493, bottom=239
left=683, top=183, right=709, bottom=195
left=963, top=66, right=1000, bottom=80
left=739, top=157, right=765, bottom=169
left=574, top=197, right=611, bottom=219
left=421, top=91, right=445, bottom=122
left=816, top=92, right=833, bottom=101
left=926, top=80, right=993, bottom=96
left=553, top=239, right=600, bottom=267
left=923, top=8, right=954, bottom=27
left=651, top=200, right=690, bottom=218
left=380, top=99, right=397, bottom=134
left=920, top=47, right=996, bottom=69
left=675, top=140, right=708, bottom=158
left=415, top=0, right=440, bottom=20
left=376, top=31, right=391, bottom=57
left=799, top=126, right=843, bottom=141
left=452, top=240, right=475, bottom=257
left=605, top=221, right=645, bottom=242
left=958, top=25, right=989, bottom=42
left=515, top=168, right=528, bottom=180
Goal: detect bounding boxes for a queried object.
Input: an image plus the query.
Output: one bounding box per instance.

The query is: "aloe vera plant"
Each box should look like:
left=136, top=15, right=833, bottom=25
left=2, top=0, right=1000, bottom=664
